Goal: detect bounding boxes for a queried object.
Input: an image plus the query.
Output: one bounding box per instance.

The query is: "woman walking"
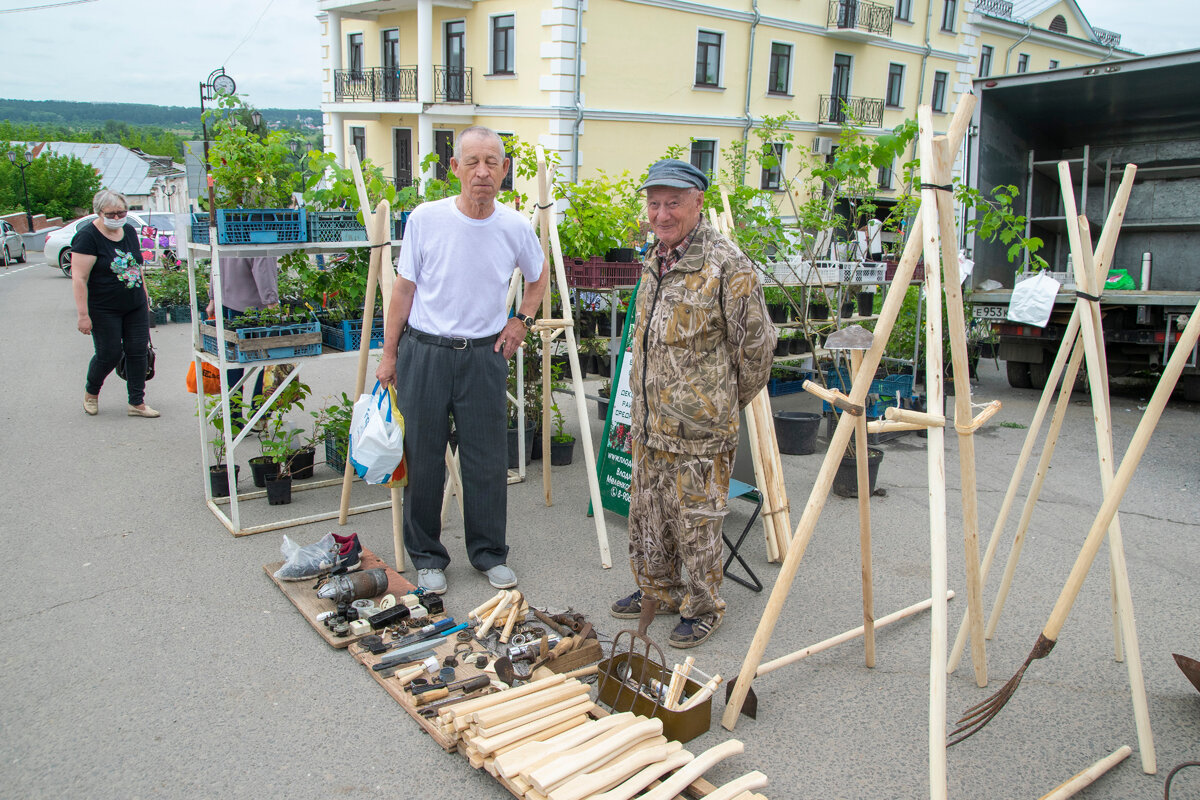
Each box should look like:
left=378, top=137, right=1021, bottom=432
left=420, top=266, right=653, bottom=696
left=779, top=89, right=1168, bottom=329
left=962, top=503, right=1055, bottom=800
left=72, top=189, right=159, bottom=418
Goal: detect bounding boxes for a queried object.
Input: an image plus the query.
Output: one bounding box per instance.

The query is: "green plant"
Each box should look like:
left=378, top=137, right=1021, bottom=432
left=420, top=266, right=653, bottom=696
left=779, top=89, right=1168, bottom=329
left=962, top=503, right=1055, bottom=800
left=202, top=95, right=301, bottom=210
left=557, top=170, right=643, bottom=260
left=260, top=415, right=303, bottom=477
left=200, top=391, right=245, bottom=465
left=550, top=399, right=573, bottom=444
left=314, top=392, right=355, bottom=464
left=301, top=149, right=404, bottom=213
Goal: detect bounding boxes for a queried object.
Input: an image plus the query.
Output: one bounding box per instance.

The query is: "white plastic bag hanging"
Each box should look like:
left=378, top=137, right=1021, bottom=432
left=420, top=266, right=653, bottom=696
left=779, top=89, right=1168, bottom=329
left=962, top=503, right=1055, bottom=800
left=1008, top=271, right=1061, bottom=327
left=349, top=381, right=406, bottom=485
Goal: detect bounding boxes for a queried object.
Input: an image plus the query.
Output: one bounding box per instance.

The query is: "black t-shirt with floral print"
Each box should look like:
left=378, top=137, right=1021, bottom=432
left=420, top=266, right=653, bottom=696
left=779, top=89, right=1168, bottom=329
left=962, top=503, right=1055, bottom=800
left=72, top=221, right=145, bottom=311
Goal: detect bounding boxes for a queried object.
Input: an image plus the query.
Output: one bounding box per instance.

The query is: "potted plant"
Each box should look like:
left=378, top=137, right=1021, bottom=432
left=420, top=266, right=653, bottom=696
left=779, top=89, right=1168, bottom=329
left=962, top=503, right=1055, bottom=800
left=201, top=391, right=245, bottom=497
left=549, top=400, right=576, bottom=466
left=317, top=392, right=355, bottom=473
left=773, top=329, right=791, bottom=358
left=259, top=414, right=302, bottom=505
left=507, top=329, right=542, bottom=468
left=596, top=378, right=612, bottom=421
left=763, top=285, right=789, bottom=323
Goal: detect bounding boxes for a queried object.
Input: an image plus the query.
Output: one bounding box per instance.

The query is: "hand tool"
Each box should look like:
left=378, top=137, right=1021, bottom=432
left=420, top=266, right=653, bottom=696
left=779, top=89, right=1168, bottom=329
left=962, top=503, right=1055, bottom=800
left=417, top=686, right=497, bottom=717
left=365, top=617, right=456, bottom=654
left=376, top=622, right=468, bottom=667
left=413, top=674, right=491, bottom=706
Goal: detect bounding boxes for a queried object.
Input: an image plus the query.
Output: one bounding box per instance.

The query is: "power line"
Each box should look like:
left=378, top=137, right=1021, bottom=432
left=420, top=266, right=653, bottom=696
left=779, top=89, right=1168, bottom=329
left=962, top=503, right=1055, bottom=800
left=0, top=0, right=97, bottom=14
left=223, top=0, right=276, bottom=67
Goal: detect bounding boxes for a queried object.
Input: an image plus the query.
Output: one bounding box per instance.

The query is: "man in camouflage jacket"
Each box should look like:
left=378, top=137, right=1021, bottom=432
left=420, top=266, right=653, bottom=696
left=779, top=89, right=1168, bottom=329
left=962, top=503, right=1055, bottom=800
left=611, top=159, right=776, bottom=648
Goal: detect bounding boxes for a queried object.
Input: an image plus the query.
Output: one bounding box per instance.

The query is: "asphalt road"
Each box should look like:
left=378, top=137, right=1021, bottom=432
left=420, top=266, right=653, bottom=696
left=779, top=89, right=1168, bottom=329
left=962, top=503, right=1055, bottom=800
left=1, top=250, right=1197, bottom=799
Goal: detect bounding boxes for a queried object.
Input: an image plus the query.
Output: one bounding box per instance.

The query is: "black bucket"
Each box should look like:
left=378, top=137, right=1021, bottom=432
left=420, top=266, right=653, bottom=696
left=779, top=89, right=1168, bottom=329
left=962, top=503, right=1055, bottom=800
left=774, top=411, right=822, bottom=455
left=833, top=447, right=884, bottom=497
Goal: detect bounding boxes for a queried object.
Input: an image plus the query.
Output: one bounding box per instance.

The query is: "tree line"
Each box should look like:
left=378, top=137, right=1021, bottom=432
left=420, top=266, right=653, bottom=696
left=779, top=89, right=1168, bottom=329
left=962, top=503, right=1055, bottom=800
left=1, top=99, right=318, bottom=129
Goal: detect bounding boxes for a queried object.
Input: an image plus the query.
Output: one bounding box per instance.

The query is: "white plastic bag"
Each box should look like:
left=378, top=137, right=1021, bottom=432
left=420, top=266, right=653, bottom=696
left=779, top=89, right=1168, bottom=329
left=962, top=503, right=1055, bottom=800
left=349, top=381, right=406, bottom=484
left=273, top=532, right=335, bottom=581
left=1008, top=271, right=1061, bottom=327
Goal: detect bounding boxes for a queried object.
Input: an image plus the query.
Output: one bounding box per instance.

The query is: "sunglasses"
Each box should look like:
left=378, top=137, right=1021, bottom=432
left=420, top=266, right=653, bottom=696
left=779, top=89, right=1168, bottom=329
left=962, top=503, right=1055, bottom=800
left=101, top=211, right=128, bottom=220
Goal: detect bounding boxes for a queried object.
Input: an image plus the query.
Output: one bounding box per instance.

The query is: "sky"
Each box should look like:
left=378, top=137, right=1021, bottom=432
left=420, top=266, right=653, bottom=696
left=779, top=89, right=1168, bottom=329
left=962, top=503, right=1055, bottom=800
left=0, top=0, right=1197, bottom=110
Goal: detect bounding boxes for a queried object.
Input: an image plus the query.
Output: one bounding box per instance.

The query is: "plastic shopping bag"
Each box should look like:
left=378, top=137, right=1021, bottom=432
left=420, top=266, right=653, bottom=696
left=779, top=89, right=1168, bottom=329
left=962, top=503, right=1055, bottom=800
left=1008, top=271, right=1060, bottom=328
left=272, top=532, right=335, bottom=581
left=349, top=381, right=408, bottom=485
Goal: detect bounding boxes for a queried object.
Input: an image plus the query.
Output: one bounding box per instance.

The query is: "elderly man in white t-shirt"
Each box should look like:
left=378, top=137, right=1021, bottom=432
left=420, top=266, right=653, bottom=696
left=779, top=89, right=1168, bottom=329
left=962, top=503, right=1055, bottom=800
left=376, top=126, right=548, bottom=595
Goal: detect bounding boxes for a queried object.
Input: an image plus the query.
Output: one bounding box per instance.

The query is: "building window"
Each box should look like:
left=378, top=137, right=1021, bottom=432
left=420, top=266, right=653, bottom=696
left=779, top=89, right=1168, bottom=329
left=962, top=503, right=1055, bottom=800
left=382, top=29, right=399, bottom=70
left=768, top=42, right=792, bottom=95
left=760, top=143, right=784, bottom=191
left=350, top=127, right=366, bottom=163
left=885, top=63, right=905, bottom=107
left=932, top=70, right=948, bottom=112
left=941, top=0, right=957, bottom=32
left=979, top=45, right=993, bottom=78
left=1017, top=53, right=1029, bottom=73
left=491, top=14, right=515, bottom=75
left=348, top=32, right=364, bottom=75
left=895, top=0, right=912, bottom=21
left=434, top=130, right=454, bottom=181
left=690, top=139, right=716, bottom=177
left=1049, top=59, right=1060, bottom=70
left=878, top=163, right=894, bottom=189
left=695, top=31, right=723, bottom=87
left=1049, top=14, right=1068, bottom=34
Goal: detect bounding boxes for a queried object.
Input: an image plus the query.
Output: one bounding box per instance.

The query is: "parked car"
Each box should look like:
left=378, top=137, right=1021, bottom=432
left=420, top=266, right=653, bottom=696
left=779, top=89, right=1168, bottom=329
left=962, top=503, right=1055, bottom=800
left=45, top=212, right=149, bottom=277
left=1, top=220, right=26, bottom=264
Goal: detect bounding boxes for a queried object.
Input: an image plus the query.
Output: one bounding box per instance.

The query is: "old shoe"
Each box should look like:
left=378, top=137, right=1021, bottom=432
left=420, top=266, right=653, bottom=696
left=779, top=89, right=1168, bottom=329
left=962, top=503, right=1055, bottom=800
left=83, top=395, right=99, bottom=415
left=128, top=404, right=161, bottom=418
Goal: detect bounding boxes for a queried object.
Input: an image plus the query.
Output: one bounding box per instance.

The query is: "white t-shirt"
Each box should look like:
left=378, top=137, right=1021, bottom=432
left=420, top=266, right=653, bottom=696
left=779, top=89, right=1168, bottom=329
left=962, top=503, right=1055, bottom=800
left=397, top=197, right=543, bottom=338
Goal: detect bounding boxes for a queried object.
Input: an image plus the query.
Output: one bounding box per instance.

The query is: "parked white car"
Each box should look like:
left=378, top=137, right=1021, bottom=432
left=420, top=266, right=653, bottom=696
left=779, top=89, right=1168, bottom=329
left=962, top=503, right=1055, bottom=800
left=45, top=212, right=150, bottom=277
left=1, top=220, right=26, bottom=264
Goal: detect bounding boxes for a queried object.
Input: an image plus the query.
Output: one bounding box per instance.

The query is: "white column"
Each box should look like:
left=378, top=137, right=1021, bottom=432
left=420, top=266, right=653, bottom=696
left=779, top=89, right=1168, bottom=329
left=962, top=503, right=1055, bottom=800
left=418, top=114, right=434, bottom=191
left=418, top=0, right=433, bottom=104
left=331, top=112, right=346, bottom=168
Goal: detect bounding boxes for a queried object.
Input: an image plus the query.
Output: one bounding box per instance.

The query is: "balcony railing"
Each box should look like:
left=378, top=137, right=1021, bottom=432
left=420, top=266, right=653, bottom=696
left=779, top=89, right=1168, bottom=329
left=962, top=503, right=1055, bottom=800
left=334, top=67, right=418, bottom=102
left=434, top=66, right=473, bottom=104
left=1093, top=27, right=1121, bottom=47
left=826, top=0, right=893, bottom=37
left=974, top=0, right=1014, bottom=18
left=819, top=94, right=885, bottom=128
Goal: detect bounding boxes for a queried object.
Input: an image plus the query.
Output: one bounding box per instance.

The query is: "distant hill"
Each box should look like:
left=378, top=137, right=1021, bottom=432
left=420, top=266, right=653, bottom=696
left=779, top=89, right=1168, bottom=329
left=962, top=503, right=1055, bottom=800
left=0, top=99, right=320, bottom=129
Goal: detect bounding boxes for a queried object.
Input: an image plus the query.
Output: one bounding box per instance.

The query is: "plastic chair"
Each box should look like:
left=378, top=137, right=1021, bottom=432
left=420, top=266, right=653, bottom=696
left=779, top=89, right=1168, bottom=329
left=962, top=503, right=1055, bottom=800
left=724, top=478, right=764, bottom=592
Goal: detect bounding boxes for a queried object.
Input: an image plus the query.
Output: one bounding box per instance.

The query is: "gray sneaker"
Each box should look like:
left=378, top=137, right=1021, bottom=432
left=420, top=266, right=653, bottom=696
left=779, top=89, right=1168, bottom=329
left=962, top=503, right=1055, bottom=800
left=484, top=563, right=518, bottom=589
left=417, top=568, right=447, bottom=595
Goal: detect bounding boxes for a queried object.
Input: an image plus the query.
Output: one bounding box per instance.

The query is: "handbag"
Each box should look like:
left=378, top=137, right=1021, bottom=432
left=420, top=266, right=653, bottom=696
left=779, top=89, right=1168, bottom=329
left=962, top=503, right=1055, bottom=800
left=117, top=339, right=156, bottom=382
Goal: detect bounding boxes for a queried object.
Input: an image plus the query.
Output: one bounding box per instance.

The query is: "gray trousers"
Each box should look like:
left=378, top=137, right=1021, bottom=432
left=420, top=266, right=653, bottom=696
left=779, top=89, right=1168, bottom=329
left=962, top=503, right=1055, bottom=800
left=393, top=331, right=509, bottom=571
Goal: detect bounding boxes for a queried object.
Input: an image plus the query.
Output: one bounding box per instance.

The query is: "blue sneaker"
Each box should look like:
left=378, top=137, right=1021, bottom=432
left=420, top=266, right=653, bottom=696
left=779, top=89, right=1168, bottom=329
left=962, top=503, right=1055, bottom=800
left=668, top=613, right=721, bottom=649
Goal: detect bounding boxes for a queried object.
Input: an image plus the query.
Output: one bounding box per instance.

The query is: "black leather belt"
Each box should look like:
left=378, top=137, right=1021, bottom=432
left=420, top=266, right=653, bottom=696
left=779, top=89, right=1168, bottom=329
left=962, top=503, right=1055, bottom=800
left=407, top=328, right=498, bottom=350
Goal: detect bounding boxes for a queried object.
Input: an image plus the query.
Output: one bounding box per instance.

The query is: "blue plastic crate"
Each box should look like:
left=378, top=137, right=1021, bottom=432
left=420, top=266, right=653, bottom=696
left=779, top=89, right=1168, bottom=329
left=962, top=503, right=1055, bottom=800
left=307, top=211, right=367, bottom=243
left=215, top=208, right=307, bottom=245
left=190, top=212, right=210, bottom=244
left=201, top=315, right=322, bottom=363
left=320, top=318, right=385, bottom=351
left=767, top=378, right=808, bottom=397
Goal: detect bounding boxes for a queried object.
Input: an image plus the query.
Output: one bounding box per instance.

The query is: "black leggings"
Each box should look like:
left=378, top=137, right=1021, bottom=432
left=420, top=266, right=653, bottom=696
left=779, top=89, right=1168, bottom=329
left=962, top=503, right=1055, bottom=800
left=86, top=303, right=149, bottom=405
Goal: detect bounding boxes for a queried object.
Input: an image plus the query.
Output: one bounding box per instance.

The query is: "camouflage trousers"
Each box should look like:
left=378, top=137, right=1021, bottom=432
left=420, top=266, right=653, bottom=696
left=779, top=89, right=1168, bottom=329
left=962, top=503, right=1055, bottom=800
left=628, top=440, right=733, bottom=621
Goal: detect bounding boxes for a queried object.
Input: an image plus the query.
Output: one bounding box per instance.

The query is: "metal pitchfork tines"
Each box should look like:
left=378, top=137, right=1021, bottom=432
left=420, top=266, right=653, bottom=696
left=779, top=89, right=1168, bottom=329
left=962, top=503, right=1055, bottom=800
left=602, top=595, right=670, bottom=715
left=948, top=633, right=1056, bottom=746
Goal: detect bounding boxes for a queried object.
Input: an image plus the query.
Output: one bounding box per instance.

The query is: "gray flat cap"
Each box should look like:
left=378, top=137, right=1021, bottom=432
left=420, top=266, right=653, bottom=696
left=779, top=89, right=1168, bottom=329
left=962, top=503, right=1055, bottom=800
left=640, top=159, right=709, bottom=192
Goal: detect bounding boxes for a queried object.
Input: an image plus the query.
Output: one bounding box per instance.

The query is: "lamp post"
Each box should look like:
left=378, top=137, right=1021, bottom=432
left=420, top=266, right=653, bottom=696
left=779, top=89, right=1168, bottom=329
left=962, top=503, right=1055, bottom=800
left=250, top=110, right=262, bottom=133
left=7, top=150, right=34, bottom=231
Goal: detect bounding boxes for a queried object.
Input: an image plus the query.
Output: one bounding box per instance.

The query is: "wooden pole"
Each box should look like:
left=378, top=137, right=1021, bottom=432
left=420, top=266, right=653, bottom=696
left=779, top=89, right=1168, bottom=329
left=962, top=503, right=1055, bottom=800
left=850, top=349, right=875, bottom=667
left=1037, top=746, right=1131, bottom=800
left=720, top=96, right=976, bottom=739
left=743, top=402, right=779, bottom=563
left=916, top=105, right=950, bottom=800
left=536, top=155, right=554, bottom=507
left=1060, top=163, right=1155, bottom=773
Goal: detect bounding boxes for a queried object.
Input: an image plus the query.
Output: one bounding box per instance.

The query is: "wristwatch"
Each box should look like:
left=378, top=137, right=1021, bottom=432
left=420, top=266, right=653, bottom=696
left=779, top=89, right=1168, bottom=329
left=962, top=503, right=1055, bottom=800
left=515, top=312, right=535, bottom=330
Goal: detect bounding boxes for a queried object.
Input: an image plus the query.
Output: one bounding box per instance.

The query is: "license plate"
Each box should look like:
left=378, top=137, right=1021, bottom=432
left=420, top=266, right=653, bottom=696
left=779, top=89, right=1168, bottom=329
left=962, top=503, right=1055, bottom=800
left=973, top=304, right=1007, bottom=320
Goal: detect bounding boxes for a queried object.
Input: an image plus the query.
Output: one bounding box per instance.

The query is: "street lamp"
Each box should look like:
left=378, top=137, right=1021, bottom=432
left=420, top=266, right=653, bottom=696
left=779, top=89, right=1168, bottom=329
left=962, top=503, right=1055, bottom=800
left=250, top=110, right=262, bottom=132
left=6, top=149, right=34, bottom=231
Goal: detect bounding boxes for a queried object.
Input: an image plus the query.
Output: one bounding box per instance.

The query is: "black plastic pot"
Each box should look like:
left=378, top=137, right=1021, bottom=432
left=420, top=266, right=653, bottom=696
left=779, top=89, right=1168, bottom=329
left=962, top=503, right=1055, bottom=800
left=289, top=447, right=316, bottom=479
left=249, top=456, right=277, bottom=488
left=531, top=426, right=543, bottom=461
left=597, top=394, right=610, bottom=421
left=209, top=464, right=241, bottom=498
left=841, top=300, right=857, bottom=319
left=774, top=411, right=822, bottom=455
left=507, top=421, right=536, bottom=469
left=857, top=291, right=874, bottom=317
left=774, top=339, right=791, bottom=358
left=768, top=304, right=789, bottom=324
left=810, top=304, right=829, bottom=320
left=605, top=248, right=638, bottom=263
left=832, top=447, right=883, bottom=498
left=264, top=473, right=293, bottom=505
left=550, top=436, right=576, bottom=466
left=790, top=336, right=808, bottom=355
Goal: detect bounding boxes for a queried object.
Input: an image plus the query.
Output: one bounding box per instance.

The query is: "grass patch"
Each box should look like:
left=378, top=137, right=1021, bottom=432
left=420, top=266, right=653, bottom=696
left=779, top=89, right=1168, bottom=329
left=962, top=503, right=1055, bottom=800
left=999, top=421, right=1027, bottom=429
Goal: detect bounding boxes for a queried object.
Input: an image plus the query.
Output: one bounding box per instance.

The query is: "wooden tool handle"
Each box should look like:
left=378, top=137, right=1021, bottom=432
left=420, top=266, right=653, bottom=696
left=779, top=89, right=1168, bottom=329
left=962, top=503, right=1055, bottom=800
left=471, top=590, right=508, bottom=621
left=474, top=704, right=593, bottom=755
left=703, top=772, right=769, bottom=800
left=415, top=687, right=449, bottom=706
left=637, top=740, right=744, bottom=800
left=529, top=717, right=664, bottom=793
left=474, top=696, right=593, bottom=738
left=547, top=742, right=682, bottom=800
left=495, top=713, right=636, bottom=778
left=472, top=682, right=590, bottom=728
left=590, top=750, right=695, bottom=800
left=802, top=381, right=863, bottom=416
left=883, top=407, right=945, bottom=427
left=499, top=603, right=521, bottom=644
left=677, top=674, right=722, bottom=712
left=479, top=590, right=519, bottom=637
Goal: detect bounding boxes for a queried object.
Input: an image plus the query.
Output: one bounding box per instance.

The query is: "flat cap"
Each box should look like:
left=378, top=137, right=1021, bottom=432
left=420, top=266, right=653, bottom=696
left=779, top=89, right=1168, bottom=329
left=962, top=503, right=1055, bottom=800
left=640, top=158, right=709, bottom=192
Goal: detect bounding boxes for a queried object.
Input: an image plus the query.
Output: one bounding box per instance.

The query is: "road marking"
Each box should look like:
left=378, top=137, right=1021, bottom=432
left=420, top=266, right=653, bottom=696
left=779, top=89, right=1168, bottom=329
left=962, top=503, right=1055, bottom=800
left=0, top=264, right=41, bottom=277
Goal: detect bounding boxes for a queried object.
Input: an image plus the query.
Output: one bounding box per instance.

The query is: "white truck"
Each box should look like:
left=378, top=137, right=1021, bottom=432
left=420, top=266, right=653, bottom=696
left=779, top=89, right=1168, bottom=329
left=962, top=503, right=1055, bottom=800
left=967, top=49, right=1200, bottom=400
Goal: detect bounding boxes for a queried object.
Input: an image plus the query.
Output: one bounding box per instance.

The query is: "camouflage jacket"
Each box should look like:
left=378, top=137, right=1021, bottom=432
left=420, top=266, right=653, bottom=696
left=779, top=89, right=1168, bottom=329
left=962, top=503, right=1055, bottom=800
left=630, top=217, right=776, bottom=456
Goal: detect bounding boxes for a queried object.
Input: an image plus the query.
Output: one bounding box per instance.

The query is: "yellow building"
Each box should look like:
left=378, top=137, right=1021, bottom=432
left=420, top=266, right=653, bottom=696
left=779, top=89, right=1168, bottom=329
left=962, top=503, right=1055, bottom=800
left=316, top=0, right=1133, bottom=203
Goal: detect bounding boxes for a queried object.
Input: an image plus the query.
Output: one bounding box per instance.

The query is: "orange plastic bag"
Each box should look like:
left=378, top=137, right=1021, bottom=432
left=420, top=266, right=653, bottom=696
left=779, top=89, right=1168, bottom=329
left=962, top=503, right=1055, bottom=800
left=187, top=362, right=222, bottom=394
